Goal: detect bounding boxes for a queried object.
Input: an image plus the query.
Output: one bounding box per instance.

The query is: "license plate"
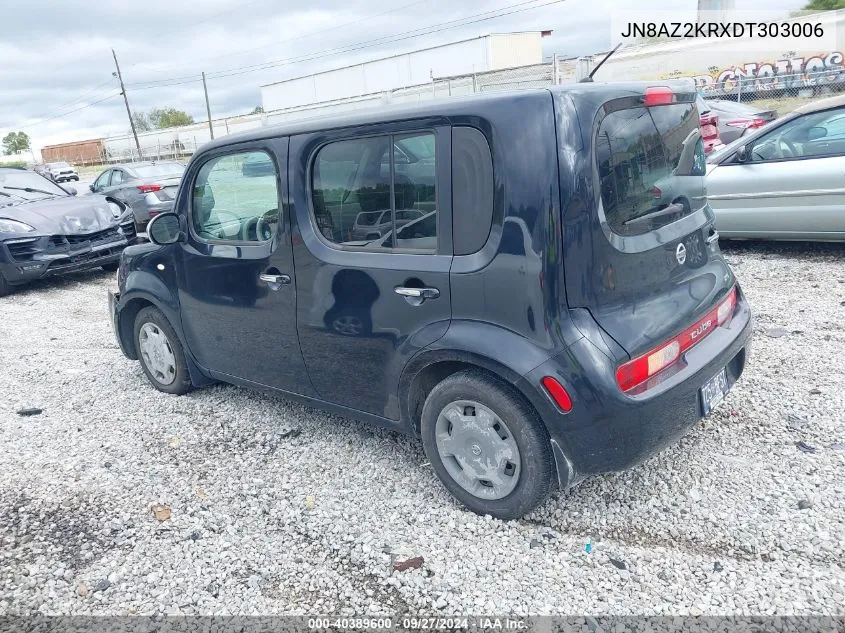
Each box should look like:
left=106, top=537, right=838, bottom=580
left=700, top=367, right=729, bottom=415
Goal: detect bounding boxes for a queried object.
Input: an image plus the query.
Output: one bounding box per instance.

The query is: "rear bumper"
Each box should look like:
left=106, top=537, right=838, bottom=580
left=132, top=198, right=175, bottom=231
left=521, top=290, right=752, bottom=486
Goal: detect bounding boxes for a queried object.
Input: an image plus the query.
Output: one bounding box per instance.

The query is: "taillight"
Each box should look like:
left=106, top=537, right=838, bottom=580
left=651, top=186, right=662, bottom=198
left=137, top=184, right=162, bottom=193
left=644, top=86, right=673, bottom=106
left=726, top=118, right=767, bottom=129
left=616, top=286, right=738, bottom=393
left=541, top=376, right=572, bottom=413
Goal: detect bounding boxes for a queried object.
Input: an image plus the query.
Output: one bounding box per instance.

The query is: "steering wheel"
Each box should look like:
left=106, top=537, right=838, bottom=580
left=778, top=139, right=796, bottom=158
left=243, top=213, right=275, bottom=242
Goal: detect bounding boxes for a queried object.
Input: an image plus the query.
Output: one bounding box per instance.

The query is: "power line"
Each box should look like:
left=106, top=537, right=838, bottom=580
left=9, top=93, right=121, bottom=131
left=127, top=0, right=557, bottom=87
left=210, top=0, right=564, bottom=81
left=128, top=0, right=433, bottom=78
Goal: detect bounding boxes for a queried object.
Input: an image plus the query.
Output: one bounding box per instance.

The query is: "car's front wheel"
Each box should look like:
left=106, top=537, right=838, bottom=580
left=421, top=369, right=554, bottom=520
left=133, top=307, right=192, bottom=395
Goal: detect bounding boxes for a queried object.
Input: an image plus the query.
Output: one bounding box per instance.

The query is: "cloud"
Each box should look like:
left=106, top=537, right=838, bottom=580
left=0, top=0, right=805, bottom=154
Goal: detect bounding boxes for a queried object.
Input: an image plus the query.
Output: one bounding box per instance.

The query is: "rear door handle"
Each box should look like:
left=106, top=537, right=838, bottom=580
left=394, top=286, right=440, bottom=300
left=259, top=273, right=291, bottom=288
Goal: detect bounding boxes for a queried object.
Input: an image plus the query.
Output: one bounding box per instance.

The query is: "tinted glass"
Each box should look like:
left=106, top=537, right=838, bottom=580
left=393, top=133, right=436, bottom=250
left=93, top=171, right=111, bottom=190
left=311, top=133, right=437, bottom=251
left=596, top=102, right=704, bottom=236
left=191, top=151, right=278, bottom=242
left=452, top=126, right=494, bottom=255
left=134, top=163, right=185, bottom=178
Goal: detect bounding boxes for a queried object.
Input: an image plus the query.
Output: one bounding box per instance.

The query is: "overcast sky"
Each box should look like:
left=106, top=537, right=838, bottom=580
left=0, top=0, right=805, bottom=154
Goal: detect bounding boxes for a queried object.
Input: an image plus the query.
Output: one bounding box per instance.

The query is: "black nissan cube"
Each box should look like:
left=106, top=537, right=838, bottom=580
left=109, top=81, right=752, bottom=519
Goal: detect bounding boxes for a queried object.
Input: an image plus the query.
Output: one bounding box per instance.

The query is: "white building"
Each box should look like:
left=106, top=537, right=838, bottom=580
left=260, top=32, right=546, bottom=112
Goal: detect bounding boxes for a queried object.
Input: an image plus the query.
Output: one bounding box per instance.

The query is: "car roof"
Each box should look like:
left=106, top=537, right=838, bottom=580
left=793, top=94, right=845, bottom=115
left=110, top=161, right=182, bottom=169
left=198, top=80, right=696, bottom=153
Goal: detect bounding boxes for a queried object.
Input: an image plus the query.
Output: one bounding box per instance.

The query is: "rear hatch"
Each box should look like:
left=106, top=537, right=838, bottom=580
left=556, top=83, right=736, bottom=382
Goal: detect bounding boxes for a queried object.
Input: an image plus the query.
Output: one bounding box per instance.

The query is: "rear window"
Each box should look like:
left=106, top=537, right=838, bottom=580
left=134, top=163, right=185, bottom=178
left=596, top=102, right=705, bottom=237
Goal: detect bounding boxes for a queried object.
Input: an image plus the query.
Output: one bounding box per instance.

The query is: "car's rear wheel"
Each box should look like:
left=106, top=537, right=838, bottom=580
left=420, top=369, right=554, bottom=520
left=133, top=307, right=192, bottom=395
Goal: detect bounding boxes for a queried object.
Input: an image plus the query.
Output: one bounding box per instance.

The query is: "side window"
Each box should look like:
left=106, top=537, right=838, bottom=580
left=750, top=107, right=845, bottom=162
left=452, top=127, right=494, bottom=255
left=311, top=132, right=437, bottom=252
left=94, top=170, right=111, bottom=190
left=110, top=170, right=124, bottom=186
left=191, top=151, right=279, bottom=243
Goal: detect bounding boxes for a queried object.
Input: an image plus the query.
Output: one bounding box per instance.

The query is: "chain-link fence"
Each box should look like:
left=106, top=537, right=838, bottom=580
left=70, top=55, right=844, bottom=170
left=699, top=70, right=845, bottom=116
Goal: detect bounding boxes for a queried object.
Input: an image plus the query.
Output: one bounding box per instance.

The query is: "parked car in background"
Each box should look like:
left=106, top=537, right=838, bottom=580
left=0, top=168, right=138, bottom=296
left=90, top=161, right=185, bottom=231
left=43, top=162, right=79, bottom=182
left=241, top=152, right=275, bottom=177
left=696, top=97, right=724, bottom=154
left=707, top=94, right=845, bottom=241
left=704, top=99, right=778, bottom=144
left=350, top=209, right=425, bottom=240
left=110, top=83, right=750, bottom=519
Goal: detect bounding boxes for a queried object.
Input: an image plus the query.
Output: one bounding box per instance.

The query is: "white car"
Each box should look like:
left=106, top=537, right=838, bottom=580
left=43, top=162, right=79, bottom=183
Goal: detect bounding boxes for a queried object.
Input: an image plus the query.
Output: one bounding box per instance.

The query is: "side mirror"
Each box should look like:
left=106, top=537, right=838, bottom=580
left=147, top=212, right=185, bottom=245
left=736, top=145, right=749, bottom=163
left=64, top=186, right=77, bottom=196
left=89, top=184, right=96, bottom=193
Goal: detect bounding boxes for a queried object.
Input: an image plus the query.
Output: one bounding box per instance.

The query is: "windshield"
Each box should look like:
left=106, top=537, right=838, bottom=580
left=0, top=170, right=69, bottom=201
left=133, top=163, right=184, bottom=178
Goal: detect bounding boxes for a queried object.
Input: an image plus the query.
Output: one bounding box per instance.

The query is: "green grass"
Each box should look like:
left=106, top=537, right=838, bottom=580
left=0, top=160, right=27, bottom=169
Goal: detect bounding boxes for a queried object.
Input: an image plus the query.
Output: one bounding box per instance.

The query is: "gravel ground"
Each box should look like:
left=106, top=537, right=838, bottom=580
left=0, top=241, right=843, bottom=617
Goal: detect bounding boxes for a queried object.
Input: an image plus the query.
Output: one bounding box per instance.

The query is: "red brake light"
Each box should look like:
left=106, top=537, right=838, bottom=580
left=726, top=118, right=767, bottom=129
left=651, top=186, right=662, bottom=198
left=615, top=286, right=738, bottom=393
left=137, top=184, right=162, bottom=193
left=644, top=86, right=674, bottom=106
left=541, top=376, right=572, bottom=413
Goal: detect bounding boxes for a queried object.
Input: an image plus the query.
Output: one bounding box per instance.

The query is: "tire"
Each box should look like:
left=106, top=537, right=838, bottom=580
left=133, top=306, right=192, bottom=395
left=0, top=271, right=9, bottom=298
left=420, top=369, right=554, bottom=520
left=101, top=262, right=119, bottom=272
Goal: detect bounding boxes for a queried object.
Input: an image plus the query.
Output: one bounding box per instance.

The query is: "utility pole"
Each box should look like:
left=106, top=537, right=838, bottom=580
left=112, top=49, right=141, bottom=159
left=202, top=72, right=214, bottom=140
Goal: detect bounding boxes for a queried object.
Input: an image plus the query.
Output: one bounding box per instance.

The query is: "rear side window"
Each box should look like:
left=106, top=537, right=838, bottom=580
left=311, top=133, right=437, bottom=251
left=452, top=127, right=494, bottom=255
left=596, top=102, right=705, bottom=237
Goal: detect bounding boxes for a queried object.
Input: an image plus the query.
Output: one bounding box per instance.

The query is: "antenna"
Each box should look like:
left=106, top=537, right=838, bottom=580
left=580, top=43, right=623, bottom=83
